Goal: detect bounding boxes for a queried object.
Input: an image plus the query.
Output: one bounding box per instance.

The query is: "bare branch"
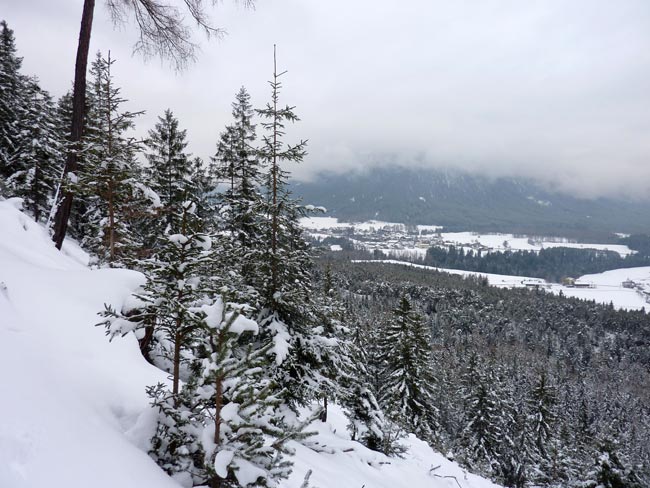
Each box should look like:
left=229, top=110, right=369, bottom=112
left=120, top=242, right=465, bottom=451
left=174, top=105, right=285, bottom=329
left=104, top=0, right=236, bottom=70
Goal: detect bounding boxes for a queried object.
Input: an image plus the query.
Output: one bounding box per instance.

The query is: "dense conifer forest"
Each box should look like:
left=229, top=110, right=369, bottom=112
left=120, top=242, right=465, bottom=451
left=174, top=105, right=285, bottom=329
left=420, top=246, right=650, bottom=282
left=318, top=258, right=649, bottom=487
left=2, top=18, right=649, bottom=488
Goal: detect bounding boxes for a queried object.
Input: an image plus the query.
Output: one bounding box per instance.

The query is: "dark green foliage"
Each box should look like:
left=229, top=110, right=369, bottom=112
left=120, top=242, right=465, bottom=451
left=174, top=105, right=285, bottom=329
left=422, top=245, right=650, bottom=282
left=145, top=109, right=194, bottom=239
left=581, top=438, right=643, bottom=488
left=76, top=52, right=151, bottom=265
left=253, top=52, right=342, bottom=413
left=8, top=79, right=61, bottom=222
left=379, top=296, right=440, bottom=444
left=0, top=20, right=61, bottom=221
left=325, top=258, right=650, bottom=486
left=0, top=20, right=22, bottom=183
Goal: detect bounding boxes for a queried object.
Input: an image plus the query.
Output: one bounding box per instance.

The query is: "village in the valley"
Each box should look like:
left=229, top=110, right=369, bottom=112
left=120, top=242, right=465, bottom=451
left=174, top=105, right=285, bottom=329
left=301, top=216, right=650, bottom=309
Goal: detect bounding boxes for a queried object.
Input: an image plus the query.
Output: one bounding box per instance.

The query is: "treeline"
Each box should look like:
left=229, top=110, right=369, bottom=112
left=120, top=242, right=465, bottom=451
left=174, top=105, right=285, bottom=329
left=325, top=259, right=649, bottom=488
left=420, top=245, right=650, bottom=282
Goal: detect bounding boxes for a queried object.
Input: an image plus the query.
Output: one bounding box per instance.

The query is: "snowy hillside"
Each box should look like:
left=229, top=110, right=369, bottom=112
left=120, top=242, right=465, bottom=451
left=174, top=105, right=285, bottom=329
left=0, top=198, right=500, bottom=488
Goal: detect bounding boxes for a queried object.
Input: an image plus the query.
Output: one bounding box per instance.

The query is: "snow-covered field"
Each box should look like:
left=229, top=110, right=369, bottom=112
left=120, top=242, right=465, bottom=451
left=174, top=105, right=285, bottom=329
left=0, top=198, right=499, bottom=488
left=355, top=259, right=650, bottom=312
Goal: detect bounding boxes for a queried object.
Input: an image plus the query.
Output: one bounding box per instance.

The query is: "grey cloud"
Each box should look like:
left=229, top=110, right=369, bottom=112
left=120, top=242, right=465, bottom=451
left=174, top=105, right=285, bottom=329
left=5, top=0, right=650, bottom=199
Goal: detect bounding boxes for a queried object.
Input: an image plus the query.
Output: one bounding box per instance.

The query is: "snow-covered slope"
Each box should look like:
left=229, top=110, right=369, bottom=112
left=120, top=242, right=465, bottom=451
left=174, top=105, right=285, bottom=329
left=0, top=198, right=500, bottom=488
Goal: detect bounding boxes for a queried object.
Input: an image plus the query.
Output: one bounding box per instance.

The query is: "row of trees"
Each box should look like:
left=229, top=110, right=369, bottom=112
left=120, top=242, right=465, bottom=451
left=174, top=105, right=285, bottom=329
left=421, top=245, right=650, bottom=282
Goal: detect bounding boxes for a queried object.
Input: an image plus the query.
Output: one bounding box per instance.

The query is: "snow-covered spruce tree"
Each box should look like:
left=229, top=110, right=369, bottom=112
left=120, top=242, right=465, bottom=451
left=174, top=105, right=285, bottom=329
left=101, top=199, right=217, bottom=483
left=144, top=109, right=195, bottom=246
left=458, top=355, right=502, bottom=475
left=209, top=87, right=265, bottom=291
left=75, top=51, right=152, bottom=265
left=378, top=295, right=440, bottom=445
left=0, top=20, right=22, bottom=189
left=192, top=297, right=295, bottom=488
left=522, top=370, right=559, bottom=485
left=254, top=48, right=341, bottom=412
left=580, top=437, right=643, bottom=488
left=342, top=311, right=397, bottom=454
left=7, top=77, right=61, bottom=222
left=101, top=202, right=300, bottom=486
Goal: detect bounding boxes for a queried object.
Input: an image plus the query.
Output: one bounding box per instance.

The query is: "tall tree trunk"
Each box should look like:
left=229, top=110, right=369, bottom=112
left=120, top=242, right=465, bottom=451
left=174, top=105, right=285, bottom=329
left=173, top=329, right=181, bottom=396
left=52, top=0, right=95, bottom=249
left=270, top=45, right=278, bottom=298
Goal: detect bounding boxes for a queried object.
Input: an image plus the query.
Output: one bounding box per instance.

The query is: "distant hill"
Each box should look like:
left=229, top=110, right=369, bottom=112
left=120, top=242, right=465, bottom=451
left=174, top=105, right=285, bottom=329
left=291, top=166, right=650, bottom=240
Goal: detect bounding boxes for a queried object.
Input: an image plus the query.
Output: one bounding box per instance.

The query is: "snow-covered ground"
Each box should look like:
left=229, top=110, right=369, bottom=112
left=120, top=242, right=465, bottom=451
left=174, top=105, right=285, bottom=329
left=0, top=198, right=500, bottom=488
left=355, top=259, right=650, bottom=312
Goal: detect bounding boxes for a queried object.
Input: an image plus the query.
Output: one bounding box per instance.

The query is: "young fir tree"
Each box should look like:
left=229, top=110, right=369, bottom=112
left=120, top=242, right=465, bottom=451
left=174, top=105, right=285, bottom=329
left=145, top=109, right=194, bottom=243
left=103, top=199, right=212, bottom=391
left=459, top=356, right=502, bottom=475
left=378, top=296, right=440, bottom=445
left=0, top=20, right=22, bottom=188
left=102, top=201, right=298, bottom=487
left=76, top=51, right=150, bottom=265
left=342, top=309, right=396, bottom=453
left=192, top=297, right=295, bottom=488
left=210, top=86, right=264, bottom=283
left=528, top=372, right=556, bottom=458
left=254, top=47, right=341, bottom=412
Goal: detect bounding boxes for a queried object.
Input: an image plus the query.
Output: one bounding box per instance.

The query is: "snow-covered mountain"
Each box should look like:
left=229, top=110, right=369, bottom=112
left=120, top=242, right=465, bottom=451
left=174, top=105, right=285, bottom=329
left=0, top=198, right=500, bottom=488
left=292, top=166, right=650, bottom=239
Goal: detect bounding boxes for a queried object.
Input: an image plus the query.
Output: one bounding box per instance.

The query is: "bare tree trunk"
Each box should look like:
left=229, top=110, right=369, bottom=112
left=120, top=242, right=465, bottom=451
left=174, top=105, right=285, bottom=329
left=108, top=182, right=115, bottom=261
left=210, top=330, right=225, bottom=488
left=270, top=45, right=278, bottom=298
left=52, top=0, right=95, bottom=249
left=173, top=329, right=181, bottom=396
left=320, top=395, right=328, bottom=422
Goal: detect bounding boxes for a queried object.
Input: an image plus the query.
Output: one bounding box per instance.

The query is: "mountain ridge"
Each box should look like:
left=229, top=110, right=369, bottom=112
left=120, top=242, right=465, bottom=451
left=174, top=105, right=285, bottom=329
left=291, top=166, right=650, bottom=239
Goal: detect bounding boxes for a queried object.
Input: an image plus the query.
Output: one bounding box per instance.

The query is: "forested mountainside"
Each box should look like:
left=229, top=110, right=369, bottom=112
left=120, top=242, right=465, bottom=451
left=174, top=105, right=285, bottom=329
left=292, top=167, right=650, bottom=239
left=320, top=258, right=649, bottom=488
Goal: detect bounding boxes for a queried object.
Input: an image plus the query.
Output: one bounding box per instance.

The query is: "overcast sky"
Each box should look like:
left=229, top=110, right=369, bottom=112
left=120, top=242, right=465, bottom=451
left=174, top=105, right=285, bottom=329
left=5, top=0, right=650, bottom=199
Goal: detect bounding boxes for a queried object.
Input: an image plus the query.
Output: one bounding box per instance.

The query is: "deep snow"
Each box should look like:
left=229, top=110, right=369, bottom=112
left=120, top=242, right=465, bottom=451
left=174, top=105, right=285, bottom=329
left=0, top=198, right=500, bottom=488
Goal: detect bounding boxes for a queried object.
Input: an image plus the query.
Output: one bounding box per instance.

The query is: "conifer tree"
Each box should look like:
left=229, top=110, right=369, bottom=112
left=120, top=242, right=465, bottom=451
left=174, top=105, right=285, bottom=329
left=254, top=47, right=340, bottom=411
left=103, top=200, right=212, bottom=392
left=76, top=51, right=149, bottom=264
left=145, top=109, right=194, bottom=242
left=581, top=437, right=643, bottom=488
left=378, top=296, right=440, bottom=444
left=528, top=372, right=557, bottom=460
left=0, top=20, right=22, bottom=187
left=193, top=298, right=294, bottom=488
left=343, top=314, right=392, bottom=453
left=459, top=357, right=502, bottom=474
left=210, top=86, right=264, bottom=275
left=7, top=77, right=61, bottom=222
